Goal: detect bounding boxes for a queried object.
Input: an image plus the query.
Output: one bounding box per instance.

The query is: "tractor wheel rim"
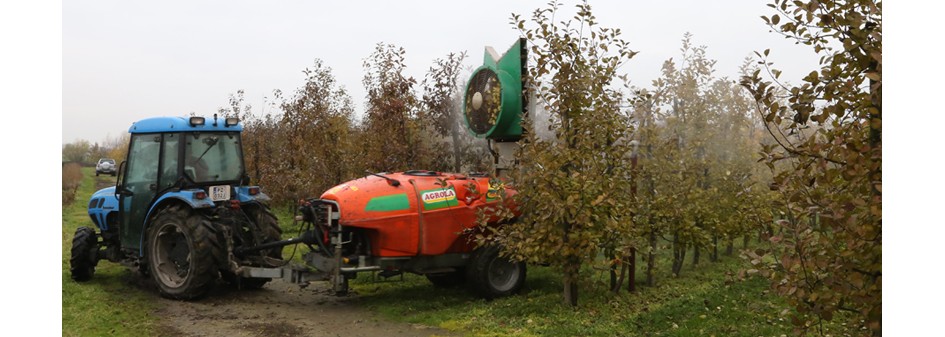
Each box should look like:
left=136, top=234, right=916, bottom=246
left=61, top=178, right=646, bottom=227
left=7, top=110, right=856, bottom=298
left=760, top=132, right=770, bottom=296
left=153, top=223, right=191, bottom=288
left=487, top=258, right=520, bottom=292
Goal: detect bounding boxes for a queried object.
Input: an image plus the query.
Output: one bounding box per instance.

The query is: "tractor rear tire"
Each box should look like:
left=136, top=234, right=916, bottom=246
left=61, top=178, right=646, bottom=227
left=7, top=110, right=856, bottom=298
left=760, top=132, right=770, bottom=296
left=426, top=268, right=466, bottom=288
left=237, top=204, right=284, bottom=289
left=70, top=227, right=99, bottom=282
left=465, top=244, right=526, bottom=299
left=146, top=204, right=224, bottom=300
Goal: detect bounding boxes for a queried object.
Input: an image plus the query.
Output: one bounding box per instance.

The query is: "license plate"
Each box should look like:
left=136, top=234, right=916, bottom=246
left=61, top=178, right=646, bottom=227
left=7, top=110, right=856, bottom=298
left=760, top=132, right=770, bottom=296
left=209, top=185, right=231, bottom=201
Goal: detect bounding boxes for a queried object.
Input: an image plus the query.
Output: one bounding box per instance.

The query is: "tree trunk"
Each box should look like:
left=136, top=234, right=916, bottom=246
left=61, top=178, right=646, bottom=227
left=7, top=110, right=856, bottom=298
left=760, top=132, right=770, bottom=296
left=725, top=239, right=734, bottom=256
left=671, top=247, right=678, bottom=276
left=627, top=151, right=638, bottom=293
left=671, top=232, right=678, bottom=274
left=692, top=244, right=700, bottom=266
left=563, top=259, right=580, bottom=306
left=252, top=137, right=260, bottom=182
left=561, top=218, right=579, bottom=306
left=608, top=249, right=617, bottom=291
left=743, top=234, right=750, bottom=249
left=612, top=257, right=627, bottom=294
left=450, top=118, right=463, bottom=172
left=611, top=247, right=636, bottom=294
left=674, top=243, right=686, bottom=276
left=711, top=234, right=719, bottom=262
left=647, top=231, right=656, bottom=286
left=672, top=232, right=685, bottom=276
left=627, top=247, right=636, bottom=293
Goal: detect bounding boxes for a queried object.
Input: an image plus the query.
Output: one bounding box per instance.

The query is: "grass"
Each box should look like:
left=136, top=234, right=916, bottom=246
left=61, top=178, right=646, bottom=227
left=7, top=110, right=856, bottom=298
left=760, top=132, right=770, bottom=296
left=62, top=167, right=157, bottom=336
left=273, top=202, right=861, bottom=336
left=343, top=243, right=859, bottom=337
left=340, top=254, right=779, bottom=336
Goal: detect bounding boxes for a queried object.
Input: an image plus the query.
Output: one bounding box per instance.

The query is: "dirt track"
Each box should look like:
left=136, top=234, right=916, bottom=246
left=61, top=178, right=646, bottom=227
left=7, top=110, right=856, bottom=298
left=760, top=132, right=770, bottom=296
left=150, top=280, right=450, bottom=337
left=94, top=176, right=451, bottom=337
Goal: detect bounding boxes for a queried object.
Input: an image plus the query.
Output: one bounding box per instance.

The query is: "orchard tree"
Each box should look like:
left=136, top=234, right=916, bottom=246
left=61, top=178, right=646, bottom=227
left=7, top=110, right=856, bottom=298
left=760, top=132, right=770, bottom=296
left=741, top=0, right=881, bottom=334
left=231, top=60, right=357, bottom=204
left=276, top=60, right=358, bottom=201
left=481, top=0, right=637, bottom=306
left=220, top=89, right=292, bottom=197
left=419, top=51, right=483, bottom=172
left=104, top=134, right=130, bottom=163
left=218, top=89, right=253, bottom=120
left=635, top=35, right=719, bottom=277
left=361, top=43, right=421, bottom=172
left=88, top=142, right=109, bottom=161
left=657, top=35, right=718, bottom=273
left=626, top=89, right=663, bottom=286
left=217, top=89, right=269, bottom=184
left=631, top=36, right=772, bottom=284
left=62, top=140, right=91, bottom=163
left=280, top=60, right=360, bottom=195
left=702, top=74, right=771, bottom=259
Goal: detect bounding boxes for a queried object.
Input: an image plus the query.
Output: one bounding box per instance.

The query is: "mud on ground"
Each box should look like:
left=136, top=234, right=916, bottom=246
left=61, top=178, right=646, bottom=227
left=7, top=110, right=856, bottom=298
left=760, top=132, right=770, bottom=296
left=150, top=280, right=450, bottom=337
left=95, top=175, right=116, bottom=190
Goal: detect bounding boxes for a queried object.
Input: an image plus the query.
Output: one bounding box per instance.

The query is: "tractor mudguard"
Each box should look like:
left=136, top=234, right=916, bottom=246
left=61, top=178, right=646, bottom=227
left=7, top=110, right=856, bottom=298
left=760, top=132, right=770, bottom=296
left=88, top=187, right=119, bottom=231
left=137, top=190, right=216, bottom=255
left=234, top=186, right=271, bottom=203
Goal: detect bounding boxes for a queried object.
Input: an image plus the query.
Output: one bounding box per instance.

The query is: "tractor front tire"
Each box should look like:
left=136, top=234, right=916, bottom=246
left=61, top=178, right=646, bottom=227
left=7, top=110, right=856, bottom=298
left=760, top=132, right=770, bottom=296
left=70, top=226, right=99, bottom=282
left=147, top=205, right=224, bottom=300
left=466, top=244, right=526, bottom=299
left=236, top=204, right=284, bottom=289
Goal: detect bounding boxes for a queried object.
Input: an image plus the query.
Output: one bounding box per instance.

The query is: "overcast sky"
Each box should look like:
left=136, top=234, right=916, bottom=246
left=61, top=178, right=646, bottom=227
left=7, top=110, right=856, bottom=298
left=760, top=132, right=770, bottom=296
left=63, top=0, right=818, bottom=145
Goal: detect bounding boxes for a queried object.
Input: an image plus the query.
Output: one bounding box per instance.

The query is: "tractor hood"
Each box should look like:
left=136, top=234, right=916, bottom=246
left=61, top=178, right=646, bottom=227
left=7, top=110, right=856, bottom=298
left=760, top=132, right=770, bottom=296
left=88, top=186, right=119, bottom=231
left=91, top=186, right=116, bottom=199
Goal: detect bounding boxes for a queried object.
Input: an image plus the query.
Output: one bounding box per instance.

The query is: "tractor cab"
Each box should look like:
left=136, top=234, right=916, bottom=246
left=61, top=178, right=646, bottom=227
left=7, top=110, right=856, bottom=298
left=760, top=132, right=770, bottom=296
left=80, top=115, right=281, bottom=300
left=114, top=116, right=253, bottom=251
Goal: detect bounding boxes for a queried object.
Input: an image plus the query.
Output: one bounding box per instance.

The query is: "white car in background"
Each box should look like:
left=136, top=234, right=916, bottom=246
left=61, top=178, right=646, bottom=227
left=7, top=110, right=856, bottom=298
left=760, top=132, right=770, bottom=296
left=95, top=158, right=116, bottom=176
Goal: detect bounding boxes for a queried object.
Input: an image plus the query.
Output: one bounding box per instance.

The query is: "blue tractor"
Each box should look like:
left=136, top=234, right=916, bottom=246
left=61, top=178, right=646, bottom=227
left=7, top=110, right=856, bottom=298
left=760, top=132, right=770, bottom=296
left=71, top=115, right=287, bottom=299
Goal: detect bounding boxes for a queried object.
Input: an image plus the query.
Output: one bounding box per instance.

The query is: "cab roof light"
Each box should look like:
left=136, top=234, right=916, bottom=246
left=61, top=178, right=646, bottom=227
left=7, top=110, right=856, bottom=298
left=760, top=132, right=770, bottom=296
left=225, top=117, right=239, bottom=127
left=189, top=117, right=206, bottom=126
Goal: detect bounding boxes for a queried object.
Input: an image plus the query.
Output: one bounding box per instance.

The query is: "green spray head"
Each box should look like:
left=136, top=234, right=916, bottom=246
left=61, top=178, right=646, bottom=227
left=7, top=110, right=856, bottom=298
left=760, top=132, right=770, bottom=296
left=463, top=38, right=527, bottom=141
